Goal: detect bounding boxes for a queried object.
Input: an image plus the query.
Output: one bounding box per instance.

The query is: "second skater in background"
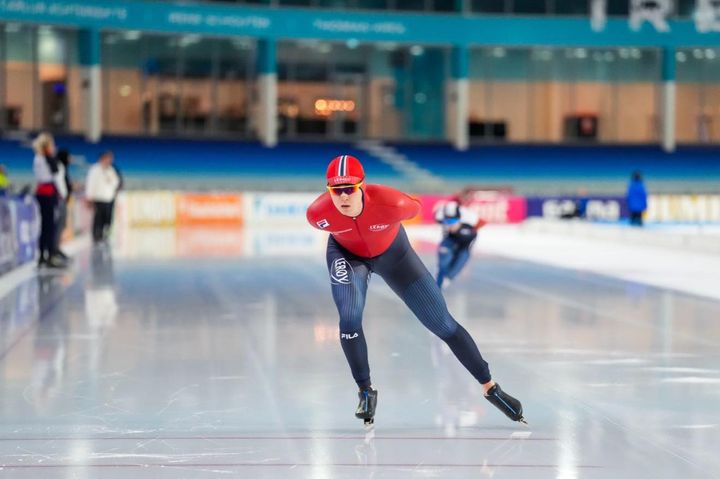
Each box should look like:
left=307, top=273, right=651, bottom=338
left=434, top=199, right=485, bottom=289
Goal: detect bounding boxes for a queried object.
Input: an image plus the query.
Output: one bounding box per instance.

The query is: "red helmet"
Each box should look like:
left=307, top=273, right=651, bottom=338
left=326, top=155, right=364, bottom=186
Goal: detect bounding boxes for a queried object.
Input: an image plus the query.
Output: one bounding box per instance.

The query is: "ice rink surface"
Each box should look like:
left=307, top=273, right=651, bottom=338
left=1, top=225, right=719, bottom=478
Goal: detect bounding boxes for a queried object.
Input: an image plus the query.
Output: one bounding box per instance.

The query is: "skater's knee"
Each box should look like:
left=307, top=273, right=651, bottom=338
left=339, top=315, right=363, bottom=333
left=420, top=312, right=457, bottom=339
left=433, top=317, right=458, bottom=339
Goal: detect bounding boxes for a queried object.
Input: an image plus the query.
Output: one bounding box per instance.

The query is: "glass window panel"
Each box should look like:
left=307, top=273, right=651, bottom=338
left=554, top=0, right=589, bottom=14
left=318, top=0, right=356, bottom=7
left=367, top=46, right=404, bottom=140
left=295, top=63, right=329, bottom=82
left=5, top=23, right=37, bottom=130
left=278, top=40, right=370, bottom=140
left=433, top=0, right=457, bottom=12
left=469, top=47, right=532, bottom=142
left=34, top=26, right=71, bottom=132
left=404, top=46, right=447, bottom=140
left=357, top=0, right=391, bottom=9
left=146, top=35, right=180, bottom=135
left=676, top=48, right=720, bottom=143
left=607, top=0, right=629, bottom=15
left=469, top=46, right=659, bottom=144
left=396, top=0, right=426, bottom=11
left=103, top=32, right=151, bottom=135
left=177, top=37, right=215, bottom=135
left=64, top=29, right=84, bottom=134
left=216, top=38, right=255, bottom=136
left=676, top=0, right=695, bottom=16
left=513, top=0, right=547, bottom=14
left=471, top=0, right=505, bottom=13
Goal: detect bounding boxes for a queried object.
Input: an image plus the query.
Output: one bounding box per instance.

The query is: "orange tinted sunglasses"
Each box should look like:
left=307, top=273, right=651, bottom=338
left=327, top=182, right=363, bottom=196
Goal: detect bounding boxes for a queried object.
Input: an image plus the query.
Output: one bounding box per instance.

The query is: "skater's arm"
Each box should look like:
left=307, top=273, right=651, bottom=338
left=396, top=193, right=421, bottom=221
left=306, top=193, right=333, bottom=230
left=369, top=185, right=420, bottom=222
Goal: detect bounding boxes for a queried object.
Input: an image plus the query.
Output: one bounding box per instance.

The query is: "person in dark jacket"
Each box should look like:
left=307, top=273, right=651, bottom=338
left=626, top=171, right=648, bottom=227
left=53, top=149, right=73, bottom=260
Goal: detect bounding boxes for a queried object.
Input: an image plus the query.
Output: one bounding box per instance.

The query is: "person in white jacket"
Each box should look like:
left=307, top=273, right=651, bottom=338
left=85, top=151, right=120, bottom=243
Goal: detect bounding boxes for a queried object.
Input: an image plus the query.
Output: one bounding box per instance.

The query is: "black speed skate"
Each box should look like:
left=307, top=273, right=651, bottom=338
left=355, top=387, right=378, bottom=428
left=485, top=383, right=527, bottom=424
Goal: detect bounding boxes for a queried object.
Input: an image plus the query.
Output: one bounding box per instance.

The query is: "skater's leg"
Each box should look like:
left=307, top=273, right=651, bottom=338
left=327, top=237, right=372, bottom=389
left=376, top=228, right=491, bottom=385
left=376, top=228, right=526, bottom=423
left=445, top=245, right=472, bottom=282
left=436, top=238, right=455, bottom=287
left=401, top=274, right=491, bottom=385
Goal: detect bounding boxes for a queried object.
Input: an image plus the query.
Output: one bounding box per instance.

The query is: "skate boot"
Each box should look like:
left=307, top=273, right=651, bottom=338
left=355, top=387, right=378, bottom=428
left=485, top=383, right=527, bottom=424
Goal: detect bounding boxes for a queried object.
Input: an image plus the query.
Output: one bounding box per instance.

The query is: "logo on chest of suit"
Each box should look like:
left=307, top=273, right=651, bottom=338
left=331, top=257, right=353, bottom=285
left=369, top=223, right=389, bottom=232
left=317, top=219, right=329, bottom=229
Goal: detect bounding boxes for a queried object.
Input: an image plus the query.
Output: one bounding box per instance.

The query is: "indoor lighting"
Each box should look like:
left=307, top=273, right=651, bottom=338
left=314, top=99, right=356, bottom=116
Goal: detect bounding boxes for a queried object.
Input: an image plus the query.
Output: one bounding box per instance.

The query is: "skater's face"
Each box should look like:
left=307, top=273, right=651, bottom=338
left=328, top=182, right=364, bottom=217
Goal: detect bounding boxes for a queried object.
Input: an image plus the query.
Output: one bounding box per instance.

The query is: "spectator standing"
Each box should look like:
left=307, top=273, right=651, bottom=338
left=32, top=133, right=67, bottom=268
left=53, top=149, right=73, bottom=260
left=85, top=151, right=120, bottom=244
left=627, top=171, right=648, bottom=227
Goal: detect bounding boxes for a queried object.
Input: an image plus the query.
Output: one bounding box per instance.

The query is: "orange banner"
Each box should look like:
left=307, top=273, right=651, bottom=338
left=176, top=193, right=244, bottom=226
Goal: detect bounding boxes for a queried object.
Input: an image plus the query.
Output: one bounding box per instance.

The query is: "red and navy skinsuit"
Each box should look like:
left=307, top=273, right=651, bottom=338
left=307, top=184, right=491, bottom=389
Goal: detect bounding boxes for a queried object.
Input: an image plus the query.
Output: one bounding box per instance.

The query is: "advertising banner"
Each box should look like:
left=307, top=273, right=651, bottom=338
left=245, top=193, right=317, bottom=226
left=419, top=193, right=527, bottom=224
left=647, top=195, right=720, bottom=222
left=0, top=199, right=17, bottom=273
left=176, top=193, right=244, bottom=226
left=526, top=196, right=627, bottom=221
left=123, top=191, right=177, bottom=227
left=10, top=197, right=40, bottom=265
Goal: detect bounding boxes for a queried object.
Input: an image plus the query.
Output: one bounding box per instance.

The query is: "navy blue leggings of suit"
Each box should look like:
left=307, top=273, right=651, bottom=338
left=326, top=226, right=491, bottom=389
left=436, top=237, right=473, bottom=287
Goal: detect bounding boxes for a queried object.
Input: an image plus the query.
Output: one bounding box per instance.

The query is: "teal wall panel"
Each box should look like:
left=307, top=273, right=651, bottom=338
left=1, top=0, right=720, bottom=47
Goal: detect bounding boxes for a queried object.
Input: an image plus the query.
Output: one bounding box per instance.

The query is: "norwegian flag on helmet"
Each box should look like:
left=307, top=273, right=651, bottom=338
left=326, top=155, right=364, bottom=186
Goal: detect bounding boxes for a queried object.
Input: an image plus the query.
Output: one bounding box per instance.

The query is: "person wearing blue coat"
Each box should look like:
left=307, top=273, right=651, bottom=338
left=627, top=171, right=648, bottom=226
